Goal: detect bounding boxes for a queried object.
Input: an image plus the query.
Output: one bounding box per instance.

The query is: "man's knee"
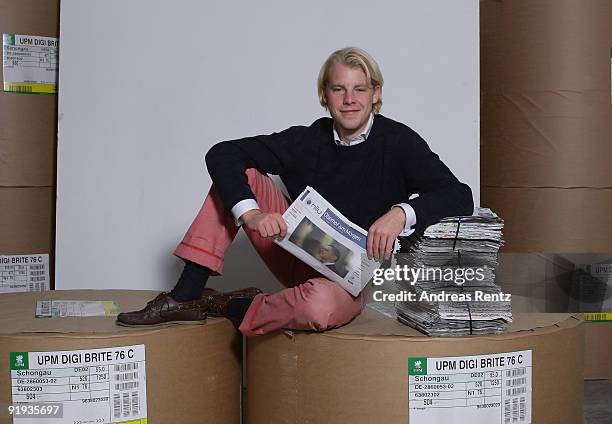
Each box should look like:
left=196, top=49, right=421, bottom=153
left=245, top=168, right=264, bottom=187
left=293, top=279, right=359, bottom=331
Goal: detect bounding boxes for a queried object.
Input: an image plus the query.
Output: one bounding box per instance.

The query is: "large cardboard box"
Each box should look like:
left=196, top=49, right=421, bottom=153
left=0, top=290, right=241, bottom=424
left=248, top=308, right=584, bottom=423
left=496, top=253, right=612, bottom=379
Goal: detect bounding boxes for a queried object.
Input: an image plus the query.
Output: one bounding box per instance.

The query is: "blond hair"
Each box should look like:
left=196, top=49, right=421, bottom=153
left=317, top=47, right=384, bottom=113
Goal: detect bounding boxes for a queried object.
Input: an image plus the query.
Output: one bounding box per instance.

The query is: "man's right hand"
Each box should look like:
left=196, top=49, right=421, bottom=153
left=241, top=210, right=288, bottom=239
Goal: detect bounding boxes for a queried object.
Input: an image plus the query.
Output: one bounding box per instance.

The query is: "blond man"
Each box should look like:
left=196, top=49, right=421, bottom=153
left=117, top=47, right=473, bottom=335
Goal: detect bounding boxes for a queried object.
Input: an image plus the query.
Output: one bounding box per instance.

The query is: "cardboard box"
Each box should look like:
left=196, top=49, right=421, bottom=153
left=496, top=253, right=612, bottom=379
left=0, top=290, right=241, bottom=424
left=248, top=308, right=584, bottom=424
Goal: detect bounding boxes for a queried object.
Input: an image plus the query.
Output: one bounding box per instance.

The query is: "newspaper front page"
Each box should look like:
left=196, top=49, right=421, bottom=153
left=274, top=186, right=379, bottom=296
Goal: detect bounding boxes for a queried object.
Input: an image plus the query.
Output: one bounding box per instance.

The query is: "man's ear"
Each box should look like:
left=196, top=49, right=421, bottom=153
left=372, top=85, right=381, bottom=105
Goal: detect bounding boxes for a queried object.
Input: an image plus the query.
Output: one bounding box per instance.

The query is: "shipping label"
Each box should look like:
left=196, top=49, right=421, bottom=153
left=0, top=254, right=49, bottom=293
left=409, top=350, right=532, bottom=423
left=35, top=301, right=120, bottom=318
left=2, top=34, right=58, bottom=94
left=573, top=263, right=612, bottom=321
left=10, top=345, right=147, bottom=424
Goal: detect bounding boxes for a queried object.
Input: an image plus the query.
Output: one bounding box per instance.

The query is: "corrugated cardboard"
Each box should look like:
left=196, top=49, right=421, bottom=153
left=481, top=187, right=612, bottom=253
left=247, top=308, right=584, bottom=424
left=496, top=253, right=612, bottom=379
left=0, top=290, right=241, bottom=424
left=0, top=187, right=55, bottom=255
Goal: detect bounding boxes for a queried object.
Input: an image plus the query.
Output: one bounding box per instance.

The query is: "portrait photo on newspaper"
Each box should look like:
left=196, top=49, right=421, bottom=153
left=288, top=217, right=353, bottom=278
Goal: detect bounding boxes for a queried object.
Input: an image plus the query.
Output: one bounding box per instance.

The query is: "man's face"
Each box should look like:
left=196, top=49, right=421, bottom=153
left=320, top=245, right=338, bottom=263
left=323, top=62, right=380, bottom=142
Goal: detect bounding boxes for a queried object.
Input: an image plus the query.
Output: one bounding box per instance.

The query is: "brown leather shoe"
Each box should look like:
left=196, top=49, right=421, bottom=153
left=203, top=287, right=262, bottom=327
left=116, top=292, right=208, bottom=327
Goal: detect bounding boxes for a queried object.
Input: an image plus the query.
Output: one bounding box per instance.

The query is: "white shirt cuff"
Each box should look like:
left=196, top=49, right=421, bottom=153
left=394, top=203, right=417, bottom=236
left=231, top=199, right=260, bottom=225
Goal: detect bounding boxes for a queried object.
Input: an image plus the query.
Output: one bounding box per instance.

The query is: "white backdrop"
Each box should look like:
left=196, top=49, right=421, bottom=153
left=56, top=0, right=480, bottom=292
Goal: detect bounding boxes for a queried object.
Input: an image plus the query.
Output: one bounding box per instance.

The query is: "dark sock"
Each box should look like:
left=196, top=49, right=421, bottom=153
left=170, top=261, right=211, bottom=302
left=227, top=298, right=254, bottom=320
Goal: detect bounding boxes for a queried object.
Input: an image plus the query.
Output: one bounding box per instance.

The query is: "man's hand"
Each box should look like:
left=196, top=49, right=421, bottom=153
left=367, top=207, right=406, bottom=261
left=241, top=209, right=288, bottom=239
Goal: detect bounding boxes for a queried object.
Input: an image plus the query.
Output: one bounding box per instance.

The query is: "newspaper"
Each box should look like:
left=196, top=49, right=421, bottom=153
left=274, top=186, right=379, bottom=296
left=395, top=208, right=512, bottom=336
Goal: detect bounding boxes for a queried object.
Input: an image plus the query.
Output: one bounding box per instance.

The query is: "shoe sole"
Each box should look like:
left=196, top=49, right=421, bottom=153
left=115, top=319, right=207, bottom=328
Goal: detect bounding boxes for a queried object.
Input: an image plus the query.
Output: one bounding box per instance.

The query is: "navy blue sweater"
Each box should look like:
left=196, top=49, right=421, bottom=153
left=205, top=114, right=473, bottom=234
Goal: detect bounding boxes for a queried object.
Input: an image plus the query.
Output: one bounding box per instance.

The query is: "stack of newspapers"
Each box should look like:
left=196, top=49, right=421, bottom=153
left=395, top=208, right=512, bottom=336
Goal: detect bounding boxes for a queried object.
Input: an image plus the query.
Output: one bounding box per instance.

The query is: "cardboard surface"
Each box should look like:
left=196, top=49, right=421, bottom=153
left=0, top=0, right=58, bottom=267
left=248, top=308, right=584, bottom=424
left=585, top=323, right=612, bottom=380
left=481, top=187, right=612, bottom=253
left=0, top=0, right=59, bottom=186
left=0, top=187, right=55, bottom=255
left=496, top=253, right=612, bottom=379
left=0, top=290, right=241, bottom=424
left=480, top=0, right=612, bottom=188
left=0, top=94, right=58, bottom=187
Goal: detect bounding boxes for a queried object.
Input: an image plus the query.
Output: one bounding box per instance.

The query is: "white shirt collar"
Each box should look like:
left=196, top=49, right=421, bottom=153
left=333, top=113, right=375, bottom=146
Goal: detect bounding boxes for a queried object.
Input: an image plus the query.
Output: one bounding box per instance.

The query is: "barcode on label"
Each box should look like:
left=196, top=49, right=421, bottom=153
left=513, top=398, right=518, bottom=422
left=520, top=397, right=526, bottom=421
left=585, top=313, right=609, bottom=321
left=122, top=392, right=130, bottom=417
left=30, top=276, right=46, bottom=282
left=10, top=85, right=33, bottom=93
left=30, top=265, right=45, bottom=270
left=115, top=363, right=138, bottom=372
left=113, top=393, right=121, bottom=418
left=115, top=381, right=139, bottom=391
left=506, top=387, right=526, bottom=396
left=504, top=399, right=511, bottom=424
left=506, top=368, right=526, bottom=378
left=131, top=391, right=139, bottom=416
left=507, top=377, right=526, bottom=387
left=115, top=371, right=139, bottom=381
left=29, top=282, right=44, bottom=291
left=31, top=270, right=45, bottom=276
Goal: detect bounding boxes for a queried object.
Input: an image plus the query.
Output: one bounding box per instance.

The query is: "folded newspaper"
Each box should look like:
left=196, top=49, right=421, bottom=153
left=274, top=186, right=379, bottom=296
left=395, top=208, right=512, bottom=336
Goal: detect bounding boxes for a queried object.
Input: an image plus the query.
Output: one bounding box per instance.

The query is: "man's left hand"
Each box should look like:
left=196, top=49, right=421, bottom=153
left=367, top=207, right=406, bottom=262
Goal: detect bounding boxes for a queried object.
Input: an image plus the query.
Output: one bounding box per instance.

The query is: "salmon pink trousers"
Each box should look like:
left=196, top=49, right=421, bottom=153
left=174, top=169, right=368, bottom=336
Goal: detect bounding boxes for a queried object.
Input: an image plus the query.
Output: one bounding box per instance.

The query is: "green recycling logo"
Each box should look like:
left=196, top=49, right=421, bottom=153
left=10, top=352, right=29, bottom=370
